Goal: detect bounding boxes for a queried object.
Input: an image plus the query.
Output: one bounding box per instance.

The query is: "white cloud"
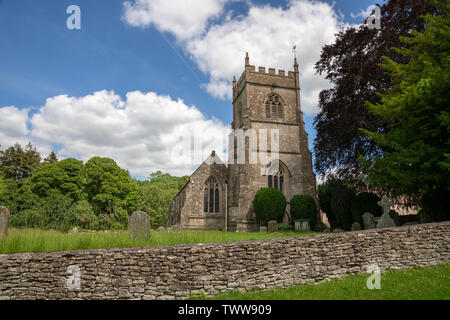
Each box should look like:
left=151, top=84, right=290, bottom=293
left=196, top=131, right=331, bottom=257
left=122, top=0, right=348, bottom=115
left=122, top=0, right=228, bottom=40
left=186, top=0, right=347, bottom=114
left=0, top=106, right=30, bottom=148
left=0, top=91, right=230, bottom=177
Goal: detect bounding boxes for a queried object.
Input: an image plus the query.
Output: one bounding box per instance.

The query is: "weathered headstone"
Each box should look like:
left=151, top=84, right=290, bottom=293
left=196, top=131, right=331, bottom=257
left=294, top=219, right=310, bottom=232
left=259, top=226, right=267, bottom=233
left=157, top=226, right=166, bottom=232
left=268, top=220, right=278, bottom=233
left=332, top=227, right=344, bottom=233
left=0, top=206, right=10, bottom=238
left=351, top=222, right=362, bottom=231
left=362, top=212, right=376, bottom=229
left=128, top=211, right=151, bottom=240
left=376, top=196, right=396, bottom=229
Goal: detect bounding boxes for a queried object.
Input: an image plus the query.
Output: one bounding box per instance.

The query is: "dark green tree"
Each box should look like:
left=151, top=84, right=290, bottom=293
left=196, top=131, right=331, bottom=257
left=85, top=157, right=139, bottom=214
left=314, top=0, right=438, bottom=180
left=290, top=194, right=317, bottom=229
left=43, top=151, right=58, bottom=165
left=253, top=188, right=286, bottom=226
left=29, top=158, right=86, bottom=202
left=330, top=180, right=355, bottom=230
left=362, top=2, right=450, bottom=221
left=0, top=142, right=41, bottom=183
left=351, top=192, right=382, bottom=224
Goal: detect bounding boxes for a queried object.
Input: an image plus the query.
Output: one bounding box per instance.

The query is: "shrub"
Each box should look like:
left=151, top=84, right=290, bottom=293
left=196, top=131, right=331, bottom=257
left=420, top=187, right=450, bottom=222
left=253, top=188, right=286, bottom=226
left=318, top=182, right=335, bottom=228
left=64, top=200, right=97, bottom=230
left=351, top=192, right=382, bottom=224
left=330, top=181, right=355, bottom=231
left=290, top=194, right=317, bottom=229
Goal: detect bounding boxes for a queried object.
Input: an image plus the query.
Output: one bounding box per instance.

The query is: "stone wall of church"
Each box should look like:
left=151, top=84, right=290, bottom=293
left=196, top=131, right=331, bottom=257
left=1, top=222, right=448, bottom=300
left=169, top=159, right=229, bottom=231
left=231, top=62, right=317, bottom=231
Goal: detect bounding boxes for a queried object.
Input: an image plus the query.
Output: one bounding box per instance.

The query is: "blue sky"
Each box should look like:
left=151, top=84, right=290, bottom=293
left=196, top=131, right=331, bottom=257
left=0, top=0, right=384, bottom=178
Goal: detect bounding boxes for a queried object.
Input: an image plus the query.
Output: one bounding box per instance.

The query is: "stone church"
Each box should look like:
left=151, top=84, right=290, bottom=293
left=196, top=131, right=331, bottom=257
left=169, top=53, right=317, bottom=232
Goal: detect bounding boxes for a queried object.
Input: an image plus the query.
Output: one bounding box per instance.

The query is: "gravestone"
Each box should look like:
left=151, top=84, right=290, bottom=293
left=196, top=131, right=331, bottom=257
left=259, top=226, right=267, bottom=233
left=0, top=206, right=10, bottom=238
left=128, top=211, right=151, bottom=240
left=351, top=222, right=362, bottom=231
left=268, top=220, right=278, bottom=233
left=157, top=226, right=166, bottom=232
left=362, top=212, right=376, bottom=229
left=294, top=219, right=310, bottom=232
left=376, top=196, right=396, bottom=229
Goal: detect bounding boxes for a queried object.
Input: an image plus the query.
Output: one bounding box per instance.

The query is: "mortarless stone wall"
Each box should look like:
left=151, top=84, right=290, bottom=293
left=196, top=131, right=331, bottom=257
left=0, top=222, right=449, bottom=300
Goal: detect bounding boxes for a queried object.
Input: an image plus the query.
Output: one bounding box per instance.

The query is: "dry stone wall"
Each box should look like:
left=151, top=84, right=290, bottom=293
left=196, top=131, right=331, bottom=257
left=0, top=222, right=449, bottom=300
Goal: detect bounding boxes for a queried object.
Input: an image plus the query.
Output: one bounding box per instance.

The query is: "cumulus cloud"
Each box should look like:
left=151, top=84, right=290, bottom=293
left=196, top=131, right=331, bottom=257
left=0, top=106, right=30, bottom=148
left=122, top=0, right=228, bottom=40
left=0, top=91, right=230, bottom=177
left=122, top=0, right=348, bottom=115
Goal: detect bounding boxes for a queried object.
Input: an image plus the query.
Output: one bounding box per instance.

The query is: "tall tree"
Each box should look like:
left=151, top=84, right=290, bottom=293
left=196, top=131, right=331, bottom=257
left=314, top=0, right=438, bottom=181
left=29, top=158, right=86, bottom=202
left=362, top=1, right=449, bottom=220
left=85, top=157, right=139, bottom=214
left=43, top=151, right=58, bottom=165
left=0, top=142, right=41, bottom=183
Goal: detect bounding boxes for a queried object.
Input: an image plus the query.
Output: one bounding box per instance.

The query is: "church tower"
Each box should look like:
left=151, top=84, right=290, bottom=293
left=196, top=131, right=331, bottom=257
left=227, top=53, right=317, bottom=232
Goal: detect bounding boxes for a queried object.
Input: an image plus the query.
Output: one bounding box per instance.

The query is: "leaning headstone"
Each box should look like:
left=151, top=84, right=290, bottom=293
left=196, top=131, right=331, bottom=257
left=128, top=211, right=151, bottom=240
left=268, top=220, right=278, bottom=233
left=351, top=222, right=362, bottom=231
left=376, top=196, right=396, bottom=229
left=362, top=212, right=376, bottom=230
left=0, top=206, right=10, bottom=238
left=259, top=226, right=267, bottom=233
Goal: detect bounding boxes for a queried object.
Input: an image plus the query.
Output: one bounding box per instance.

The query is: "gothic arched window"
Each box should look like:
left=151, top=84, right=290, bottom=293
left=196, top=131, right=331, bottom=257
left=204, top=178, right=220, bottom=213
left=268, top=167, right=284, bottom=193
left=265, top=93, right=283, bottom=120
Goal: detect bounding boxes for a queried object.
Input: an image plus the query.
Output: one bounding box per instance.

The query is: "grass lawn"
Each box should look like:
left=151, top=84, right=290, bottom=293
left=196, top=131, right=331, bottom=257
left=201, top=265, right=450, bottom=300
left=0, top=228, right=320, bottom=254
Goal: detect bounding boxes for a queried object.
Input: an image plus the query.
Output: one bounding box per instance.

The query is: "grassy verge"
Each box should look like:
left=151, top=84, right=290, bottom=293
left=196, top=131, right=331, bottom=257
left=200, top=265, right=450, bottom=300
left=0, top=228, right=319, bottom=254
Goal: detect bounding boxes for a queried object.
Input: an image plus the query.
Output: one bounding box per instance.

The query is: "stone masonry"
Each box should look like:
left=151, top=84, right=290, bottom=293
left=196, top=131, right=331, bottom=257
left=168, top=53, right=317, bottom=232
left=0, top=222, right=448, bottom=300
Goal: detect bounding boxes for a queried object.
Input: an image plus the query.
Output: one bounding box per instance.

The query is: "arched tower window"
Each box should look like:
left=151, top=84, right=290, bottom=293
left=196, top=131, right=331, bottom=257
left=265, top=93, right=283, bottom=120
left=268, top=167, right=284, bottom=194
left=204, top=177, right=220, bottom=213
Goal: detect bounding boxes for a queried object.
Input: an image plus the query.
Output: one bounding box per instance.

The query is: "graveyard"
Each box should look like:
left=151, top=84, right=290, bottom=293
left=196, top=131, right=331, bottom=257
left=0, top=227, right=319, bottom=255
left=0, top=0, right=449, bottom=304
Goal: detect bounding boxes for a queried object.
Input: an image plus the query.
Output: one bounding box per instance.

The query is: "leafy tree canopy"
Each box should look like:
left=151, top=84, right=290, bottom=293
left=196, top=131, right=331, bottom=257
left=362, top=1, right=449, bottom=205
left=0, top=142, right=41, bottom=183
left=314, top=0, right=438, bottom=181
left=85, top=157, right=139, bottom=214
